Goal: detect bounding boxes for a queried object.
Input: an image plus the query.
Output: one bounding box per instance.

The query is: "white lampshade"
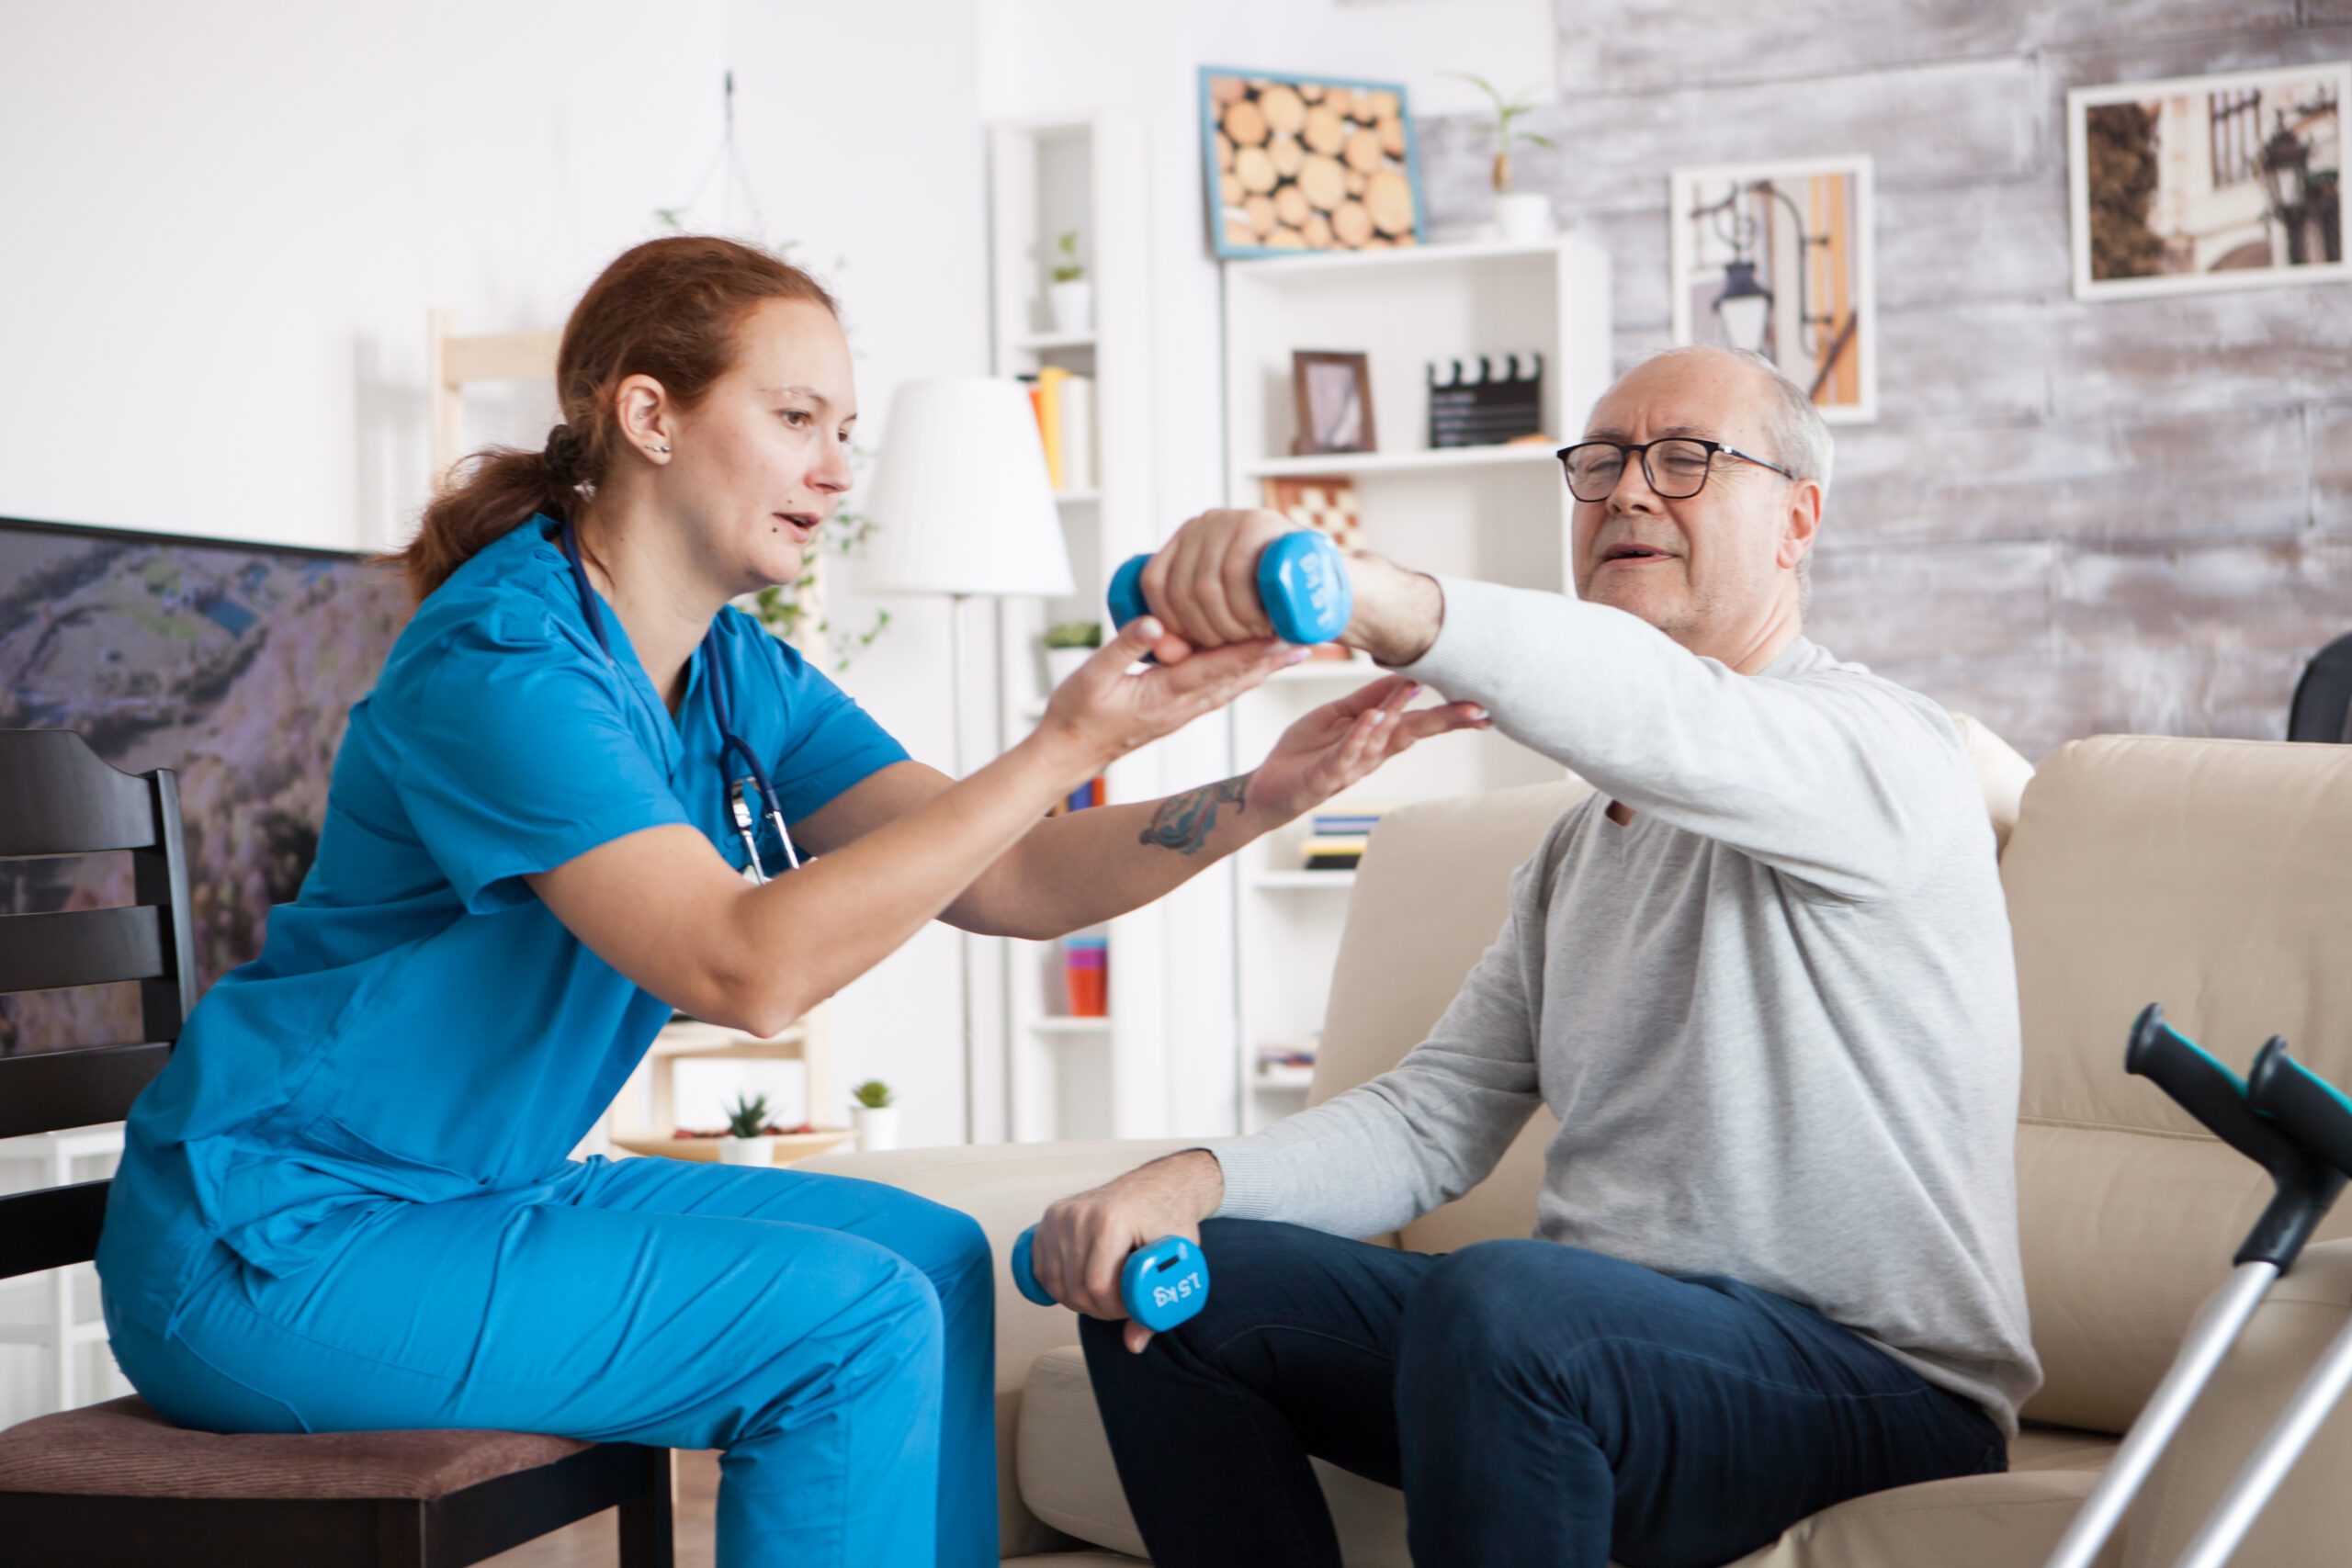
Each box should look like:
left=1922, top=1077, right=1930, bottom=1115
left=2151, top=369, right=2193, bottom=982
left=858, top=378, right=1075, bottom=599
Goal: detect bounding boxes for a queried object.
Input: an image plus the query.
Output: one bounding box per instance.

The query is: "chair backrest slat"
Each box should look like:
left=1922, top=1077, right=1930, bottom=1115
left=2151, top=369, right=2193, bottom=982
left=0, top=729, right=160, bottom=855
left=0, top=1181, right=111, bottom=1281
left=0, top=906, right=164, bottom=993
left=0, top=1044, right=173, bottom=1142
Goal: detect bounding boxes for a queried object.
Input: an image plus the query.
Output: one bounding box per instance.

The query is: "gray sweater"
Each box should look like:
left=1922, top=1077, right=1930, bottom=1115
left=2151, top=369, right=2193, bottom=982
left=1210, top=577, right=2041, bottom=1434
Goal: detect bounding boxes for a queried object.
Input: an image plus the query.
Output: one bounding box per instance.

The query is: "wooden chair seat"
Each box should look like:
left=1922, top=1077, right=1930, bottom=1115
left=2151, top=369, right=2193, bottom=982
left=0, top=1397, right=591, bottom=1501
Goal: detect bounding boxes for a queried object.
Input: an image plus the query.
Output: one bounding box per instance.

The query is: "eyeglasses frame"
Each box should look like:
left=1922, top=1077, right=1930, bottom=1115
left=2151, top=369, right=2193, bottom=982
left=1555, top=437, right=1799, bottom=502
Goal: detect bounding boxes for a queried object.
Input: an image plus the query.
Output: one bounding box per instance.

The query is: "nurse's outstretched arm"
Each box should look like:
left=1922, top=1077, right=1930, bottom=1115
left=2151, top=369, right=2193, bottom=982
left=526, top=618, right=1288, bottom=1039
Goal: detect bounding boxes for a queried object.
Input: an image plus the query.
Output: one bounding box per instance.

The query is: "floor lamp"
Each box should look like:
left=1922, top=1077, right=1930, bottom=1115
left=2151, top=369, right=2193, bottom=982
left=861, top=378, right=1074, bottom=1143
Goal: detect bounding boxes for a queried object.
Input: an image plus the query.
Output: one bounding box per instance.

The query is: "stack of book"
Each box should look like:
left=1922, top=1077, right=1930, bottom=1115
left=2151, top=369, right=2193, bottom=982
left=1048, top=775, right=1106, bottom=817
left=1300, top=807, right=1385, bottom=871
left=1021, top=366, right=1096, bottom=492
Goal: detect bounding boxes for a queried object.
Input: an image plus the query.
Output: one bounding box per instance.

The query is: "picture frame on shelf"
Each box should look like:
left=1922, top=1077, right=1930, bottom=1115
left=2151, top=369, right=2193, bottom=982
left=2065, top=62, right=2347, bottom=302
left=1200, top=67, right=1425, bottom=258
left=1668, top=153, right=1877, bottom=423
left=1291, top=349, right=1376, bottom=455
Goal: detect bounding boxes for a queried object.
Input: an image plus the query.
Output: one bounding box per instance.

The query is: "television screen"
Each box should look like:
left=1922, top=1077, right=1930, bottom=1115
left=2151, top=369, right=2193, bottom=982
left=0, top=516, right=413, bottom=1056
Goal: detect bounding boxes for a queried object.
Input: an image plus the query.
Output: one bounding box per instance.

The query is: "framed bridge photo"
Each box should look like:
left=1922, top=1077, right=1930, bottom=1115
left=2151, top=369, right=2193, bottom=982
left=2068, top=62, right=2349, bottom=302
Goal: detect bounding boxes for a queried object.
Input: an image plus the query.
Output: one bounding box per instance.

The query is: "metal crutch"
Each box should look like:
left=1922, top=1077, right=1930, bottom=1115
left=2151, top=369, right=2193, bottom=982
left=2040, top=1006, right=2346, bottom=1568
left=2157, top=1038, right=2352, bottom=1568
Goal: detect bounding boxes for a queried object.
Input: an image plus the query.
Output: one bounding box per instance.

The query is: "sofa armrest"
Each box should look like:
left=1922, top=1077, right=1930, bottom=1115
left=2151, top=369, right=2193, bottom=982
left=2121, top=1237, right=2352, bottom=1566
left=796, top=1137, right=1197, bottom=1556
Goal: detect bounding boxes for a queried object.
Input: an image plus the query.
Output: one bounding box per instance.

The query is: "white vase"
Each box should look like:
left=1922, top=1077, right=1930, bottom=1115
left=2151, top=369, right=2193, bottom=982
left=854, top=1106, right=900, bottom=1153
left=1047, top=279, right=1093, bottom=336
left=718, top=1134, right=775, bottom=1167
left=1044, top=646, right=1093, bottom=689
left=1495, top=190, right=1555, bottom=243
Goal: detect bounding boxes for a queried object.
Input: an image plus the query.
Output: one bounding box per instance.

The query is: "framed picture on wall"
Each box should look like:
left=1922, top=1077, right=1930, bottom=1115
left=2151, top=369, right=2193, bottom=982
left=1668, top=154, right=1877, bottom=424
left=2067, top=62, right=2348, bottom=301
left=1291, top=350, right=1376, bottom=455
left=1200, top=68, right=1425, bottom=259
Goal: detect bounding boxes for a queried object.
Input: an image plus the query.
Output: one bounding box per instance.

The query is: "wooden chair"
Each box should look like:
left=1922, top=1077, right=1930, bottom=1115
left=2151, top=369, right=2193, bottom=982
left=0, top=728, right=673, bottom=1566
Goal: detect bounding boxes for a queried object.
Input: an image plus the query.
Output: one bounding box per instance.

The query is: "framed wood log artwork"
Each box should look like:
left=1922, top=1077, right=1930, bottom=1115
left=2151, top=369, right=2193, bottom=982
left=1200, top=68, right=1425, bottom=259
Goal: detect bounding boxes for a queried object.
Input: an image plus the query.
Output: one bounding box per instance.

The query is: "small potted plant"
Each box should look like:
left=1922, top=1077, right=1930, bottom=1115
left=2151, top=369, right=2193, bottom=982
left=1047, top=231, right=1091, bottom=335
left=718, top=1092, right=775, bottom=1167
left=1042, top=621, right=1102, bottom=689
left=1445, top=71, right=1555, bottom=243
left=852, top=1079, right=899, bottom=1153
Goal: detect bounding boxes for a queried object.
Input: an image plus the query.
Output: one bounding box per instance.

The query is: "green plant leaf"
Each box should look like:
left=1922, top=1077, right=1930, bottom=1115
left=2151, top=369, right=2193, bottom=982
left=724, top=1092, right=772, bottom=1138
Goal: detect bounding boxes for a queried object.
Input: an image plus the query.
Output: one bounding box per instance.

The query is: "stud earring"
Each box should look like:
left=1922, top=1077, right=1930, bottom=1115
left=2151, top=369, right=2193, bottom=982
left=650, top=444, right=671, bottom=456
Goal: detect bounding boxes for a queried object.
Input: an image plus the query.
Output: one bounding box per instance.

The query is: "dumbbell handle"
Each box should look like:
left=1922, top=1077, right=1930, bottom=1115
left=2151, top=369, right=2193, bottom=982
left=1107, top=530, right=1353, bottom=648
left=1011, top=1224, right=1211, bottom=1333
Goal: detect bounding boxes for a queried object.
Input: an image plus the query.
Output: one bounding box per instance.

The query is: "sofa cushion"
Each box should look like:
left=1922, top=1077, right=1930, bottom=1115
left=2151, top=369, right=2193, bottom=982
left=1018, top=1345, right=2120, bottom=1568
left=0, top=1396, right=588, bottom=1500
left=2002, top=737, right=2352, bottom=1429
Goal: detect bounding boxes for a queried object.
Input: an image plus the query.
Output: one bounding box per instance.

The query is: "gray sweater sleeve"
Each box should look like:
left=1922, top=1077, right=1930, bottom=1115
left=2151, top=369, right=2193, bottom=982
left=1209, top=848, right=1548, bottom=1234
left=1395, top=577, right=1975, bottom=903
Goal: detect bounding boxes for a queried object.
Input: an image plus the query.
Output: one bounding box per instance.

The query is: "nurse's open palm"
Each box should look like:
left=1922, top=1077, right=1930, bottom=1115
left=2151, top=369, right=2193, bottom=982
left=1041, top=615, right=1300, bottom=773
left=1246, top=676, right=1489, bottom=826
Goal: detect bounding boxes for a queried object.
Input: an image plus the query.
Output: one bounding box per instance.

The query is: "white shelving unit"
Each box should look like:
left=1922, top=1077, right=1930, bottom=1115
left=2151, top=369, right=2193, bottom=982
left=989, top=116, right=1167, bottom=1143
left=1224, top=237, right=1611, bottom=1131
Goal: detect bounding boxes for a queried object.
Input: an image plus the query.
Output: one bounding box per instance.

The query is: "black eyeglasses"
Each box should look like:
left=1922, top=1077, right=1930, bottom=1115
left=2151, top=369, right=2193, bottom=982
left=1556, top=438, right=1796, bottom=502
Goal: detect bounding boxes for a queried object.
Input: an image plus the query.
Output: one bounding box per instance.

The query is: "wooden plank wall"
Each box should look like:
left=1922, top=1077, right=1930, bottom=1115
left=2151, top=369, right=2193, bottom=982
left=1413, top=3, right=2352, bottom=757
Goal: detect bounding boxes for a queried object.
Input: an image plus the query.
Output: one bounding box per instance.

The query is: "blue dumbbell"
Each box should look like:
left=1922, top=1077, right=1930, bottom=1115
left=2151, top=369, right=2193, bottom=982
left=1011, top=1224, right=1212, bottom=1334
left=1107, top=530, right=1353, bottom=648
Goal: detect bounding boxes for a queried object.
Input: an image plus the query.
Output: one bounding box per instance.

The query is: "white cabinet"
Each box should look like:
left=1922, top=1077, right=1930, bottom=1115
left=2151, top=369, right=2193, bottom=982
left=987, top=117, right=1169, bottom=1142
left=1223, top=239, right=1611, bottom=1129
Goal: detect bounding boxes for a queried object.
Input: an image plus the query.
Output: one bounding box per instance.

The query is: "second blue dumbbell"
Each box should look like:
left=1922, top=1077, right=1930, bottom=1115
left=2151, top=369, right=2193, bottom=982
left=1107, top=530, right=1353, bottom=648
left=1012, top=1224, right=1211, bottom=1333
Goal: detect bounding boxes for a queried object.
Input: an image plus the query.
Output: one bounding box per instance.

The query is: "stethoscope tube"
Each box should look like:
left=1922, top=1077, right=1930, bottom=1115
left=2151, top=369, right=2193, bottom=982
left=556, top=519, right=803, bottom=883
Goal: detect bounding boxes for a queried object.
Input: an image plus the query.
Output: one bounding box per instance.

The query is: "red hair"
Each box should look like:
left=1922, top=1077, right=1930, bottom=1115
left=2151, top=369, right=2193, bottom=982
left=398, top=235, right=839, bottom=601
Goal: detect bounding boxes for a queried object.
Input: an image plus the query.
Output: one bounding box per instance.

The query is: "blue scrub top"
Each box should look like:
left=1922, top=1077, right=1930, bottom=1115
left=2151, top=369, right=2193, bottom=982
left=99, top=517, right=908, bottom=1327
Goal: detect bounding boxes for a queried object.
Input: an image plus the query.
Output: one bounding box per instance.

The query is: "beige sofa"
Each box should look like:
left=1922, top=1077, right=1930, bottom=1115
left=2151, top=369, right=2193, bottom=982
left=806, top=728, right=2352, bottom=1566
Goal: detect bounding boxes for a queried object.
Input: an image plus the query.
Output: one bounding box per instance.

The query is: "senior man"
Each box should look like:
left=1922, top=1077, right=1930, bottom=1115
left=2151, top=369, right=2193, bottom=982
left=1026, top=345, right=2038, bottom=1568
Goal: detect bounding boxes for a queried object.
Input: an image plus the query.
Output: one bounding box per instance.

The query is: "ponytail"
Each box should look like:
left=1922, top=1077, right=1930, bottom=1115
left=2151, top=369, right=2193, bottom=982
left=396, top=236, right=839, bottom=603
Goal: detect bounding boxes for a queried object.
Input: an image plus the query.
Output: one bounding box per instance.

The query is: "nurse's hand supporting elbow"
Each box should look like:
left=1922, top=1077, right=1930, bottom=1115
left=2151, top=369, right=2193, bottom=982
left=1033, top=1149, right=1225, bottom=1355
left=1029, top=612, right=1304, bottom=781
left=1140, top=509, right=1448, bottom=668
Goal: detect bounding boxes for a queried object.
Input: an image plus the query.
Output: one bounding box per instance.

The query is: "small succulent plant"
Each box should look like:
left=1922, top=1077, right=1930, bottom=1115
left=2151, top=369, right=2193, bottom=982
left=852, top=1079, right=895, bottom=1111
left=724, top=1092, right=773, bottom=1139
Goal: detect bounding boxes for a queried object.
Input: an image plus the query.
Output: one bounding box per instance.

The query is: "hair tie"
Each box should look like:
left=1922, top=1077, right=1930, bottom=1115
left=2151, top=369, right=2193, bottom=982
left=541, top=423, right=584, bottom=485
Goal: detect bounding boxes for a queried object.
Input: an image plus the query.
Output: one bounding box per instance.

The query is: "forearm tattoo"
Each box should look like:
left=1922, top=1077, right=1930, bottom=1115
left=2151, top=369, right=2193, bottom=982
left=1139, top=775, right=1250, bottom=856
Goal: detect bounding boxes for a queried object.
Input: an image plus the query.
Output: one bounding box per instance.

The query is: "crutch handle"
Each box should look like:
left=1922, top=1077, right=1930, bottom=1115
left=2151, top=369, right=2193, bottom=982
left=2250, top=1038, right=2352, bottom=1179
left=2128, top=1005, right=2343, bottom=1269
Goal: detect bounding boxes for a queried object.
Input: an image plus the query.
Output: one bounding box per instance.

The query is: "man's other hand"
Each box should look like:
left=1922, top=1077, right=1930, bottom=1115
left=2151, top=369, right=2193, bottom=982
left=1032, top=1149, right=1226, bottom=1353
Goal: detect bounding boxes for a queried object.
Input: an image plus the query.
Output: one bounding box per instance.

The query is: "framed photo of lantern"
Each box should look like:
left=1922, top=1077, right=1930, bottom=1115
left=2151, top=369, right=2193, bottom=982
left=2066, top=62, right=2348, bottom=301
left=1668, top=154, right=1878, bottom=423
left=1200, top=67, right=1426, bottom=259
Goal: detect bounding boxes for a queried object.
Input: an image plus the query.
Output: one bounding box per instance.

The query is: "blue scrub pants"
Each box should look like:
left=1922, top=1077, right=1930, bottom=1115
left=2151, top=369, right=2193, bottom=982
left=1081, top=1218, right=2005, bottom=1568
left=105, top=1156, right=993, bottom=1568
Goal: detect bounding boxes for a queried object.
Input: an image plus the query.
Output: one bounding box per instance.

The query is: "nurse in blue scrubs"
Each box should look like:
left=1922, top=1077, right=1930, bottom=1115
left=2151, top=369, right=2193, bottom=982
left=94, top=235, right=1483, bottom=1568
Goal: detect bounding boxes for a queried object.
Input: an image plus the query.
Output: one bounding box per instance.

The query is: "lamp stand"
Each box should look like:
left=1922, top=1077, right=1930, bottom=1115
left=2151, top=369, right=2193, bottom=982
left=951, top=592, right=978, bottom=1145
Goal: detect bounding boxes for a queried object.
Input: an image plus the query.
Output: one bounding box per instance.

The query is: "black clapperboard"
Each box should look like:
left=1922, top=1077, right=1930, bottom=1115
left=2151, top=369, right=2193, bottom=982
left=1427, top=355, right=1544, bottom=449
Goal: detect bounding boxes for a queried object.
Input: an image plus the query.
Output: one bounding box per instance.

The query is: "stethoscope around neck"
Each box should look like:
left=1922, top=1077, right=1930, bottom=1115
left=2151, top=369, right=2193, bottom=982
left=555, top=517, right=802, bottom=882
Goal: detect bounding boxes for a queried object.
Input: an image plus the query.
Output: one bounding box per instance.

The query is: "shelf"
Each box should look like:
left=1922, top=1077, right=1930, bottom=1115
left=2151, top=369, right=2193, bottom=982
left=1016, top=331, right=1097, bottom=352
left=1270, top=655, right=1378, bottom=682
left=1255, top=1066, right=1316, bottom=1089
left=1241, top=444, right=1558, bottom=480
left=1250, top=871, right=1358, bottom=890
left=1032, top=1016, right=1112, bottom=1035
left=1227, top=237, right=1571, bottom=279
left=1055, top=489, right=1100, bottom=505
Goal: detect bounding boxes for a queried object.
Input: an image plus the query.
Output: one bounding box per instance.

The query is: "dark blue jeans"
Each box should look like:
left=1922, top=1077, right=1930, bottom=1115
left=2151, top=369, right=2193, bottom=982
left=1080, top=1219, right=2004, bottom=1568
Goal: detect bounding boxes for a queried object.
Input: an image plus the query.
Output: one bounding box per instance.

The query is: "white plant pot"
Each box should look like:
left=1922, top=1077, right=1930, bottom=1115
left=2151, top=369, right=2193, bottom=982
left=1495, top=190, right=1555, bottom=243
left=854, top=1106, right=900, bottom=1153
left=1044, top=646, right=1094, bottom=689
left=718, top=1134, right=775, bottom=1167
left=1047, top=279, right=1093, bottom=336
